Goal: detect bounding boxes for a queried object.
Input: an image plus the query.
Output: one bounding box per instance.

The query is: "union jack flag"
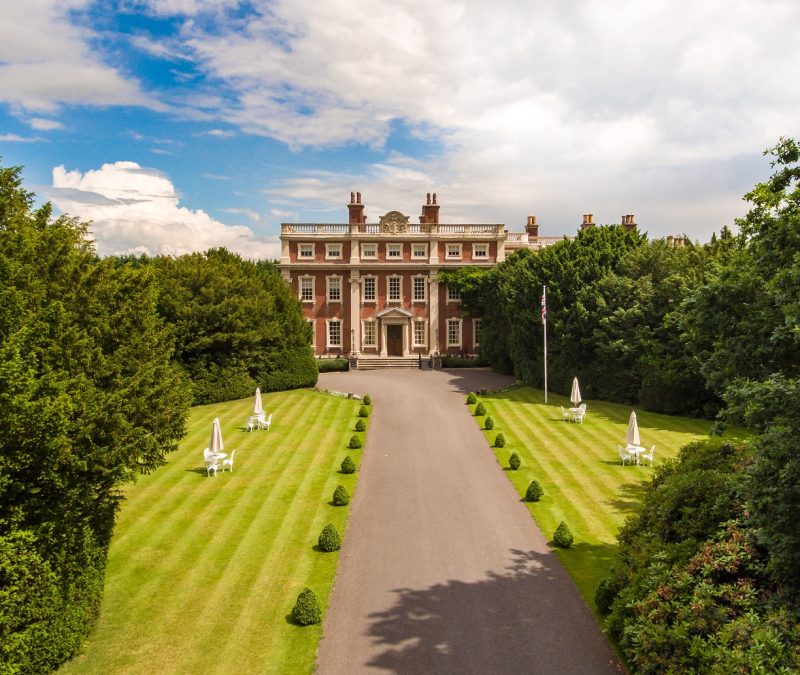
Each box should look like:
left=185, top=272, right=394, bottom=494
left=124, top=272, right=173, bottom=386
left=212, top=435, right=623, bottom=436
left=541, top=289, right=547, bottom=323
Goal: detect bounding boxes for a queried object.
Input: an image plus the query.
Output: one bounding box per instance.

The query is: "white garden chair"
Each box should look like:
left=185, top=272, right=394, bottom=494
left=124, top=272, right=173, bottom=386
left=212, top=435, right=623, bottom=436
left=246, top=416, right=257, bottom=432
left=261, top=413, right=272, bottom=431
left=222, top=449, right=236, bottom=473
left=618, top=445, right=633, bottom=466
left=561, top=405, right=571, bottom=422
left=640, top=445, right=655, bottom=466
left=204, top=449, right=220, bottom=477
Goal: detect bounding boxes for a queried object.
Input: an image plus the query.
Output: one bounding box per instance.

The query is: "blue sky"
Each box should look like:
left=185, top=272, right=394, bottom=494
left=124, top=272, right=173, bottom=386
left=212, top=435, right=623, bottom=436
left=1, top=0, right=798, bottom=259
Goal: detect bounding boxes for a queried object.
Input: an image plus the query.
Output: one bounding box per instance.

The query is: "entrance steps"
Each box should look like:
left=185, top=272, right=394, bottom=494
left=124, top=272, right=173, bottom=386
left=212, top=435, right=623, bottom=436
left=355, top=356, right=429, bottom=370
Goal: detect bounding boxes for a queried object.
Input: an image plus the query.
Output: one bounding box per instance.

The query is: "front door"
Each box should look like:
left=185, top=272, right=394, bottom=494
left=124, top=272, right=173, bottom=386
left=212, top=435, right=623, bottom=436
left=387, top=324, right=403, bottom=356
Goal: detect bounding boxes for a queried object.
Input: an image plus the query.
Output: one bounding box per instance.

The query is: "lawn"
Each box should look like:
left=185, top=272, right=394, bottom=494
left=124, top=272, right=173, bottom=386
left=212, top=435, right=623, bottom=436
left=471, top=386, right=747, bottom=611
left=61, top=388, right=366, bottom=674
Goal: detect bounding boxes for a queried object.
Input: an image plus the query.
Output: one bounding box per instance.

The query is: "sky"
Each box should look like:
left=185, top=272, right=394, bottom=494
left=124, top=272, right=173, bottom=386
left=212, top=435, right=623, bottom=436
left=1, top=0, right=798, bottom=260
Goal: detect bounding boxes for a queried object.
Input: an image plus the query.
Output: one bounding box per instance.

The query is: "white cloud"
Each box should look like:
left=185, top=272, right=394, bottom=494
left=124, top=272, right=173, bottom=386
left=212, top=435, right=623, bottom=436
left=49, top=161, right=279, bottom=259
left=202, top=128, right=236, bottom=137
left=0, top=133, right=41, bottom=142
left=219, top=207, right=260, bottom=222
left=28, top=117, right=63, bottom=131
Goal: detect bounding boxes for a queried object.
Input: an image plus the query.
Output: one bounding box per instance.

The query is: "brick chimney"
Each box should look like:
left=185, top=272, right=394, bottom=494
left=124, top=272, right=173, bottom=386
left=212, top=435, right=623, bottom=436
left=581, top=214, right=594, bottom=231
left=525, top=215, right=539, bottom=238
left=621, top=214, right=637, bottom=232
left=347, top=191, right=366, bottom=224
left=419, top=192, right=440, bottom=224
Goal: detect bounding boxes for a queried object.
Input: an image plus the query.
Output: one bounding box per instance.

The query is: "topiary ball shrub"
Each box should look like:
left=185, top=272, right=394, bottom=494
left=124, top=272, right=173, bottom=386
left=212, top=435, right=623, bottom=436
left=357, top=405, right=369, bottom=418
left=349, top=435, right=363, bottom=449
left=474, top=402, right=486, bottom=416
left=332, top=484, right=350, bottom=506
left=494, top=432, right=506, bottom=448
left=318, top=523, right=342, bottom=552
left=363, top=394, right=371, bottom=406
left=466, top=392, right=477, bottom=405
left=484, top=416, right=494, bottom=430
left=292, top=587, right=322, bottom=625
left=553, top=521, right=574, bottom=548
left=525, top=480, right=543, bottom=502
left=340, top=456, right=357, bottom=474
left=508, top=452, right=521, bottom=471
left=355, top=419, right=366, bottom=432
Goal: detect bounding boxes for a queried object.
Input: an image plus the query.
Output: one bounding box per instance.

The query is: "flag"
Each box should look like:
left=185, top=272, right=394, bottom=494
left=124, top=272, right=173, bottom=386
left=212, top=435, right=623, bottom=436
left=540, top=290, right=547, bottom=323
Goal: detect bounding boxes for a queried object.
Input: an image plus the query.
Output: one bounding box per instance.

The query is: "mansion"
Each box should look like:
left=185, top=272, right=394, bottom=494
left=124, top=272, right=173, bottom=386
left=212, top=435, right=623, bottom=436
left=279, top=193, right=637, bottom=359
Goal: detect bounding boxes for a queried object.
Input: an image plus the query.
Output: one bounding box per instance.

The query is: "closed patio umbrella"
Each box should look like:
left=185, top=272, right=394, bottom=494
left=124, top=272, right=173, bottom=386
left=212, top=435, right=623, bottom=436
left=210, top=417, right=224, bottom=454
left=626, top=410, right=640, bottom=447
left=570, top=377, right=582, bottom=405
left=254, top=388, right=264, bottom=416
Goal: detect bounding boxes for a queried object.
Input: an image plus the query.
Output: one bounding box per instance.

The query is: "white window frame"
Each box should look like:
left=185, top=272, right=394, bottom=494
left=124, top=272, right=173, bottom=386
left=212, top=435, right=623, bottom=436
left=447, top=284, right=461, bottom=303
left=325, top=243, right=343, bottom=260
left=327, top=275, right=342, bottom=303
left=473, top=318, right=482, bottom=346
left=412, top=243, right=428, bottom=259
left=299, top=275, right=314, bottom=303
left=472, top=243, right=488, bottom=259
left=327, top=319, right=342, bottom=348
left=361, top=243, right=377, bottom=259
left=447, top=318, right=462, bottom=347
left=299, top=243, right=315, bottom=259
left=387, top=243, right=402, bottom=259
left=413, top=320, right=427, bottom=347
left=387, top=275, right=402, bottom=303
left=362, top=320, right=377, bottom=347
left=412, top=275, right=427, bottom=302
left=362, top=275, right=376, bottom=303
left=446, top=243, right=462, bottom=260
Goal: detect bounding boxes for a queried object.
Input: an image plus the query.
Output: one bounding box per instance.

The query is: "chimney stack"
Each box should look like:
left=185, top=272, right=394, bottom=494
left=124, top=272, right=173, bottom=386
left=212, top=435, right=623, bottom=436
left=581, top=214, right=594, bottom=231
left=348, top=191, right=366, bottom=224
left=420, top=192, right=440, bottom=224
left=622, top=214, right=636, bottom=231
left=525, top=215, right=539, bottom=238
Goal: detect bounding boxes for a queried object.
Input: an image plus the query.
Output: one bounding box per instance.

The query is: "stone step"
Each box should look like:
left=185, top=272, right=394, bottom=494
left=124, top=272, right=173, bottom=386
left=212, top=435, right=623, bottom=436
left=356, top=357, right=429, bottom=370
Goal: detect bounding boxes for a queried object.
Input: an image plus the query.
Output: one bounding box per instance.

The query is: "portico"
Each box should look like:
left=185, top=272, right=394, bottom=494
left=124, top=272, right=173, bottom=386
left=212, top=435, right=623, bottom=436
left=376, top=307, right=413, bottom=356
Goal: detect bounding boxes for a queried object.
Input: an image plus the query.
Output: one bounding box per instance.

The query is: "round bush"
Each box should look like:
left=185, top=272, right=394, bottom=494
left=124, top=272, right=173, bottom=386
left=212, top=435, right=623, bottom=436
left=357, top=405, right=370, bottom=418
left=494, top=432, right=506, bottom=448
left=474, top=402, right=486, bottom=416
left=484, top=416, right=494, bottom=430
left=363, top=394, right=371, bottom=405
left=466, top=392, right=477, bottom=405
left=292, top=587, right=322, bottom=625
left=332, top=484, right=350, bottom=506
left=348, top=435, right=363, bottom=449
left=594, top=576, right=622, bottom=615
left=553, top=521, right=574, bottom=548
left=318, top=523, right=342, bottom=552
left=525, top=480, right=543, bottom=502
left=509, top=452, right=521, bottom=471
left=355, top=419, right=366, bottom=432
left=341, top=455, right=357, bottom=474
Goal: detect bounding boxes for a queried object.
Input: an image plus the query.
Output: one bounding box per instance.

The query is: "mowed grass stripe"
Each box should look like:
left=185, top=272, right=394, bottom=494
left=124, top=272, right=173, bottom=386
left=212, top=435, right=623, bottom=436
left=60, top=389, right=362, bottom=675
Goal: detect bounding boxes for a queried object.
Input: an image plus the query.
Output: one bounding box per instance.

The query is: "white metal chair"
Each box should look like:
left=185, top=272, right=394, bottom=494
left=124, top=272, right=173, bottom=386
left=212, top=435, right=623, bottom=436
left=618, top=445, right=633, bottom=466
left=204, top=449, right=219, bottom=477
left=640, top=445, right=655, bottom=466
left=246, top=416, right=256, bottom=432
left=262, top=413, right=272, bottom=431
left=561, top=405, right=571, bottom=422
left=222, top=449, right=236, bottom=473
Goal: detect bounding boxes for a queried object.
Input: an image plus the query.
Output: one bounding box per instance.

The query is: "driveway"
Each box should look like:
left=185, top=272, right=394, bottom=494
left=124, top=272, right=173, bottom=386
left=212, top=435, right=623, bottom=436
left=315, top=369, right=622, bottom=674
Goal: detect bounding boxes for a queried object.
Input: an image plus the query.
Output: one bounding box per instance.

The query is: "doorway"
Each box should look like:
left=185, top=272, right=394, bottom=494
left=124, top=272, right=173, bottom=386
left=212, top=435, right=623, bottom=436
left=386, top=324, right=403, bottom=356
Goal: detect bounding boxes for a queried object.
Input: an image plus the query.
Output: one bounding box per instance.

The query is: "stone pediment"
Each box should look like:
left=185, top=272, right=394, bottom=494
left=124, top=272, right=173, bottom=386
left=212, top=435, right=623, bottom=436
left=376, top=307, right=413, bottom=319
left=379, top=211, right=410, bottom=234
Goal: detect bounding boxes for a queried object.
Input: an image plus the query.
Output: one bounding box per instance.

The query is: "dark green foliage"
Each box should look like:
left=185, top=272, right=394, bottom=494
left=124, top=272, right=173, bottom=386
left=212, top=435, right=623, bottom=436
left=553, top=521, right=573, bottom=548
left=508, top=453, right=521, bottom=470
left=525, top=480, right=543, bottom=502
left=440, top=354, right=490, bottom=367
left=332, top=484, right=350, bottom=506
left=340, top=456, right=357, bottom=474
left=318, top=523, right=342, bottom=552
left=474, top=402, right=486, bottom=416
left=357, top=405, right=369, bottom=418
left=348, top=435, right=363, bottom=449
left=484, top=416, right=494, bottom=430
left=292, top=587, right=322, bottom=625
left=466, top=392, right=477, bottom=404
left=594, top=577, right=621, bottom=615
left=317, top=357, right=349, bottom=372
left=494, top=432, right=506, bottom=448
left=354, top=419, right=366, bottom=432
left=363, top=394, right=371, bottom=405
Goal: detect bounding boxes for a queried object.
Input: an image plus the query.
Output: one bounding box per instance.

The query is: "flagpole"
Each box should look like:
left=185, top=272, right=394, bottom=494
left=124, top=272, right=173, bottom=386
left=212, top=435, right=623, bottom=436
left=542, top=285, right=548, bottom=404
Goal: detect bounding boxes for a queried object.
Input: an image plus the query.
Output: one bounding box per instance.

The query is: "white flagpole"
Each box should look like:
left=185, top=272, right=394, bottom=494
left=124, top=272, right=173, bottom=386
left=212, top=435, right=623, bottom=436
left=542, top=285, right=548, bottom=404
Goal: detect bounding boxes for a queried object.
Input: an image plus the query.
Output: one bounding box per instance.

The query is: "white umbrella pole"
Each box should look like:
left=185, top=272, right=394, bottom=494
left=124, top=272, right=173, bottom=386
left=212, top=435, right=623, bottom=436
left=542, top=285, right=548, bottom=404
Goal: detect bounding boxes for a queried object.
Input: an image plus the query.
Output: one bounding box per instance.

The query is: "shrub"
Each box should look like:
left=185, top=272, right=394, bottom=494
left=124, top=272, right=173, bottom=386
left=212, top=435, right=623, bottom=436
left=317, top=357, right=349, bottom=373
left=340, top=456, right=357, bottom=474
left=318, top=523, right=342, bottom=552
left=348, top=435, right=362, bottom=449
left=484, top=416, right=494, bottom=430
left=357, top=405, right=369, bottom=418
left=525, top=480, right=543, bottom=502
left=332, top=484, right=350, bottom=506
left=261, top=347, right=318, bottom=393
left=466, top=392, right=477, bottom=404
left=292, top=587, right=322, bottom=625
left=494, top=432, right=506, bottom=448
left=474, top=402, right=486, bottom=416
left=363, top=394, right=371, bottom=405
left=440, top=355, right=491, bottom=367
left=594, top=576, right=622, bottom=615
left=508, top=452, right=521, bottom=470
left=553, top=521, right=574, bottom=548
left=355, top=419, right=366, bottom=432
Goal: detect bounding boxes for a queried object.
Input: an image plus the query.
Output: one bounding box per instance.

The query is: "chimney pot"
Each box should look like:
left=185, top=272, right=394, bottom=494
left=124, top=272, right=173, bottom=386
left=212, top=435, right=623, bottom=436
left=427, top=192, right=431, bottom=205
left=432, top=193, right=437, bottom=205
left=356, top=191, right=361, bottom=204
left=350, top=191, right=355, bottom=204
left=525, top=215, right=539, bottom=238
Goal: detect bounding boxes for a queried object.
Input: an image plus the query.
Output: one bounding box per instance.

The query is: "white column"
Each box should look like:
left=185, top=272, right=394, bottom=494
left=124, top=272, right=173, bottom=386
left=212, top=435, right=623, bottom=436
left=403, top=321, right=410, bottom=356
left=380, top=321, right=388, bottom=357
left=429, top=273, right=439, bottom=354
left=349, top=273, right=360, bottom=354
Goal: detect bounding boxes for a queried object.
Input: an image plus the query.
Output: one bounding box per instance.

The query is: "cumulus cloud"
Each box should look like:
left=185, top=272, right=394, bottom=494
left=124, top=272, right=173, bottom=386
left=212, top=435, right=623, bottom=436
left=49, top=161, right=279, bottom=259
left=0, top=133, right=41, bottom=142
left=28, top=117, right=63, bottom=131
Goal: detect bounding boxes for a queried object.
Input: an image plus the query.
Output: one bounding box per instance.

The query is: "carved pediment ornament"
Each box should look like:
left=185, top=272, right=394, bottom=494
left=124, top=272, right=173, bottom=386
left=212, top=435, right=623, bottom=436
left=379, top=211, right=409, bottom=234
